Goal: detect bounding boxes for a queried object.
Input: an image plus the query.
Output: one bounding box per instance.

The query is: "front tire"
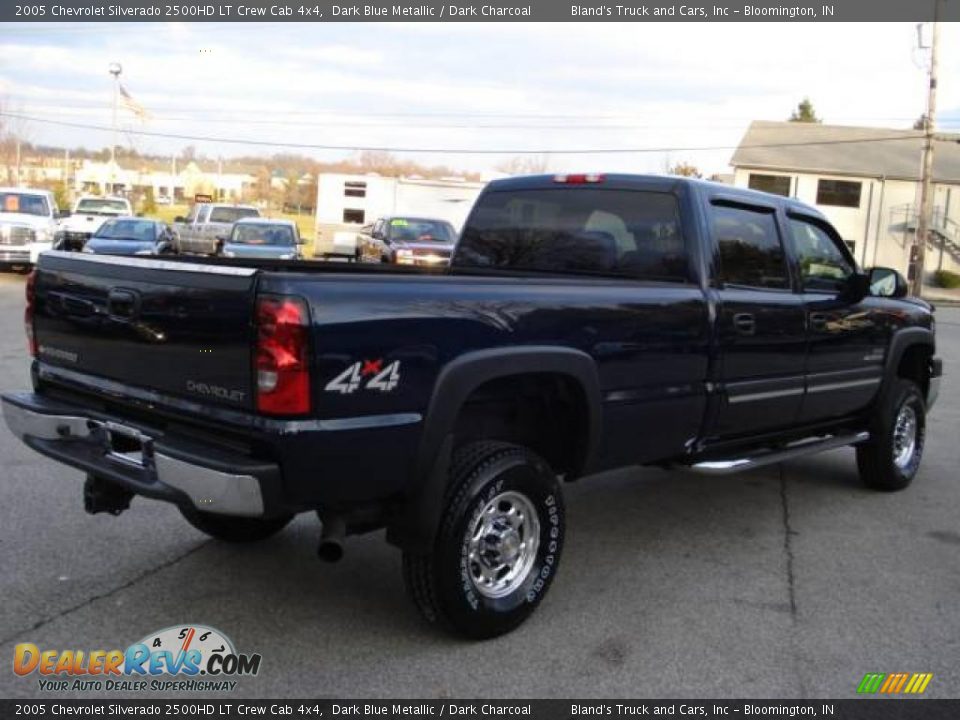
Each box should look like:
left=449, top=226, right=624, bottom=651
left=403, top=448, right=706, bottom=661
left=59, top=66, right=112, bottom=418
left=180, top=508, right=293, bottom=542
left=403, top=441, right=565, bottom=639
left=857, top=378, right=926, bottom=491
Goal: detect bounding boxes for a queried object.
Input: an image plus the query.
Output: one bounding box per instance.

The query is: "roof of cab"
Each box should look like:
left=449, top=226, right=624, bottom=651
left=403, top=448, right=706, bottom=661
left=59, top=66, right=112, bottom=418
left=0, top=186, right=54, bottom=197
left=483, top=173, right=828, bottom=223
left=232, top=217, right=296, bottom=227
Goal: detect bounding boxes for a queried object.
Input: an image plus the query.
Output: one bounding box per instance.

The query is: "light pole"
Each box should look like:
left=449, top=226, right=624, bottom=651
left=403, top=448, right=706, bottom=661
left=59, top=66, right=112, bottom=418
left=108, top=62, right=122, bottom=182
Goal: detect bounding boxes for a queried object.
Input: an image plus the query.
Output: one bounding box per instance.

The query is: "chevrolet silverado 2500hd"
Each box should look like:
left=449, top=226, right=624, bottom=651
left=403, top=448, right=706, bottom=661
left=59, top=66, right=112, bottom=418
left=2, top=175, right=942, bottom=638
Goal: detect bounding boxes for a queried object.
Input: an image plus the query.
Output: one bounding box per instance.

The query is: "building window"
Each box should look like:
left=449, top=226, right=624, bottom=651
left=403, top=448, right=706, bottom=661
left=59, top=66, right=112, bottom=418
left=748, top=174, right=791, bottom=197
left=816, top=179, right=861, bottom=208
left=343, top=209, right=365, bottom=224
left=344, top=181, right=366, bottom=198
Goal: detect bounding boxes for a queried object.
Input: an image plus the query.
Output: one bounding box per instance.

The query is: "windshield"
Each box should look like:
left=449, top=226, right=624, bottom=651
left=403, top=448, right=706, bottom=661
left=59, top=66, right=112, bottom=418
left=387, top=218, right=456, bottom=243
left=94, top=219, right=157, bottom=242
left=76, top=198, right=128, bottom=214
left=1, top=192, right=51, bottom=217
left=209, top=207, right=259, bottom=223
left=230, top=224, right=295, bottom=246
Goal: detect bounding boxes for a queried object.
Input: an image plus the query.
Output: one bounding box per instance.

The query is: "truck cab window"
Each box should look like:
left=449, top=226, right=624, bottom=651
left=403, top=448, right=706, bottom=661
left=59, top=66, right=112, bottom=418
left=712, top=203, right=789, bottom=290
left=788, top=218, right=855, bottom=293
left=457, top=189, right=688, bottom=282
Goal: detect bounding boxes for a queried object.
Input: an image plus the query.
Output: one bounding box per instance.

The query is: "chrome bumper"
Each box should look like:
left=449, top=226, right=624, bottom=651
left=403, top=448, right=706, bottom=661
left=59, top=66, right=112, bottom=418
left=2, top=393, right=270, bottom=517
left=0, top=250, right=30, bottom=263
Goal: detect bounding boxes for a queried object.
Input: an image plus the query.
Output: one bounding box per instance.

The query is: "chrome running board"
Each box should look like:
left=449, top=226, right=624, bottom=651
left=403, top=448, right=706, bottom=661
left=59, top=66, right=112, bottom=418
left=683, top=432, right=870, bottom=475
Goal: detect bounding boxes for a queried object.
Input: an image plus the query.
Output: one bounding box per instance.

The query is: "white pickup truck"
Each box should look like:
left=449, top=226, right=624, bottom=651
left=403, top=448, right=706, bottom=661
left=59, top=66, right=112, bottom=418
left=0, top=187, right=57, bottom=268
left=173, top=202, right=260, bottom=255
left=56, top=196, right=133, bottom=251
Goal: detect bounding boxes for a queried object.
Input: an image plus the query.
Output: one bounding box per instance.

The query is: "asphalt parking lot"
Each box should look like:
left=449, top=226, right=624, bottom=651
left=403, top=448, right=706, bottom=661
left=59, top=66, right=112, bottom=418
left=0, top=268, right=958, bottom=700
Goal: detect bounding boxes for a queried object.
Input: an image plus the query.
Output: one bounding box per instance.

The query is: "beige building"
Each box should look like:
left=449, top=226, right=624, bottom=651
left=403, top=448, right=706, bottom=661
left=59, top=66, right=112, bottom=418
left=731, top=120, right=960, bottom=279
left=73, top=160, right=255, bottom=202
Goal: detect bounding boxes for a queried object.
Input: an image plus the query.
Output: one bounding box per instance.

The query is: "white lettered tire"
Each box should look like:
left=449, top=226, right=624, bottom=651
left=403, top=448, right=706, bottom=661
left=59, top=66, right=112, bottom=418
left=403, top=441, right=565, bottom=639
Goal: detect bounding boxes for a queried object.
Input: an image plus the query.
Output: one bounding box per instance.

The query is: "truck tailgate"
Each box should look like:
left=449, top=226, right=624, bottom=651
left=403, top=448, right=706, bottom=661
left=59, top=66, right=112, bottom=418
left=32, top=252, right=258, bottom=411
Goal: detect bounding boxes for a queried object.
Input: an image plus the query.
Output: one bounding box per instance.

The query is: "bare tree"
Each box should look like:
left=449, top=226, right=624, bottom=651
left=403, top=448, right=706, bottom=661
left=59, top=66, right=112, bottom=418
left=494, top=154, right=551, bottom=176
left=668, top=161, right=703, bottom=178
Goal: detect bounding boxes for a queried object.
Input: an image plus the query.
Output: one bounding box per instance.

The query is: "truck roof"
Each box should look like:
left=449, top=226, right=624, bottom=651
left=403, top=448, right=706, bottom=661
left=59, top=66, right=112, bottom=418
left=0, top=186, right=54, bottom=197
left=483, top=173, right=828, bottom=223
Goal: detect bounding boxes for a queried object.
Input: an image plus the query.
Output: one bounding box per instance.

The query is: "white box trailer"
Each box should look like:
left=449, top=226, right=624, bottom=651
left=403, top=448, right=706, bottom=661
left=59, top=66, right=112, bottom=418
left=314, top=173, right=485, bottom=259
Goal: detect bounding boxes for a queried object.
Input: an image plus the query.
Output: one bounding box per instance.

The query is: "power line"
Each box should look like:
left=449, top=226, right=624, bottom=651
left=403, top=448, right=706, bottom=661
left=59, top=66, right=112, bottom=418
left=0, top=110, right=930, bottom=155
left=5, top=94, right=959, bottom=125
left=16, top=106, right=960, bottom=131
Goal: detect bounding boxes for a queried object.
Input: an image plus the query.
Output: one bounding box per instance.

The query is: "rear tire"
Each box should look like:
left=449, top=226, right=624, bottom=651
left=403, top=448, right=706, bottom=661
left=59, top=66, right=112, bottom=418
left=402, top=441, right=565, bottom=639
left=856, top=378, right=926, bottom=491
left=180, top=508, right=293, bottom=543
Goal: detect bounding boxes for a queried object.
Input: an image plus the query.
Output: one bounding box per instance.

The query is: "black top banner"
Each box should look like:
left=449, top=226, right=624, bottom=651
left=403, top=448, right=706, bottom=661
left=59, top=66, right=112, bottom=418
left=3, top=0, right=959, bottom=22
left=1, top=700, right=960, bottom=720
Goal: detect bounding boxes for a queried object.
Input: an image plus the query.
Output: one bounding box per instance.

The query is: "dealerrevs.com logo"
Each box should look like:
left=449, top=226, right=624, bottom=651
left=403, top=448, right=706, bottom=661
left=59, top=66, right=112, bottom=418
left=13, top=624, right=261, bottom=693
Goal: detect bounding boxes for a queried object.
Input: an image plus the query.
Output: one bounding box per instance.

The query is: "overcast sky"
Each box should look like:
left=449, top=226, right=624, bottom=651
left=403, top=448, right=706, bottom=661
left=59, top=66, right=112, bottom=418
left=2, top=21, right=959, bottom=176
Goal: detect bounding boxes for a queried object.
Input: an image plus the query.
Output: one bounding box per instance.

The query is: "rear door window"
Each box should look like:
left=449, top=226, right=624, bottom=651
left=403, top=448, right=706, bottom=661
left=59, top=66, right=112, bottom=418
left=711, top=203, right=790, bottom=290
left=456, top=188, right=688, bottom=281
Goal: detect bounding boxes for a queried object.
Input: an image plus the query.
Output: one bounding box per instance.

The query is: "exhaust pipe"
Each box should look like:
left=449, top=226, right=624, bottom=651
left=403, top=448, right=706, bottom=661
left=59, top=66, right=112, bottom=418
left=317, top=515, right=346, bottom=563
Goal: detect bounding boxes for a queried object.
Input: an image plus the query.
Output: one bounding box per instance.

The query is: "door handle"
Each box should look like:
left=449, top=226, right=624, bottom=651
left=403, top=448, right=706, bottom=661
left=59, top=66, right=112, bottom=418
left=809, top=312, right=828, bottom=330
left=733, top=313, right=756, bottom=336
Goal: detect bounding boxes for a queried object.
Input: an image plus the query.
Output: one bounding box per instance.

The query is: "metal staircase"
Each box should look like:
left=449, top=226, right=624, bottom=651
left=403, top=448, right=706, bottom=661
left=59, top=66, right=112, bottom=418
left=891, top=204, right=960, bottom=267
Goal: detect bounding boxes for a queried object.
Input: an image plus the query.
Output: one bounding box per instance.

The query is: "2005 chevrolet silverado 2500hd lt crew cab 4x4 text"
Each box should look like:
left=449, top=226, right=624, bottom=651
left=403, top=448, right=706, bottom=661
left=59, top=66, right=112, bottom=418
left=3, top=175, right=943, bottom=638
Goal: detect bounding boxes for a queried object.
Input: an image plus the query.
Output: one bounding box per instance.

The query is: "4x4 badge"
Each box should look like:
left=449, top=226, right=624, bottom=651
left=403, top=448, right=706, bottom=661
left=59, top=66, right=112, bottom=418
left=325, top=359, right=401, bottom=394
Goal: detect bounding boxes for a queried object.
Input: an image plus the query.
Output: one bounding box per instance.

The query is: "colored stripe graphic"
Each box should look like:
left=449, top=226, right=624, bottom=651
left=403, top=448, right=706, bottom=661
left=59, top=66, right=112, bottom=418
left=858, top=672, right=932, bottom=694
left=857, top=673, right=885, bottom=693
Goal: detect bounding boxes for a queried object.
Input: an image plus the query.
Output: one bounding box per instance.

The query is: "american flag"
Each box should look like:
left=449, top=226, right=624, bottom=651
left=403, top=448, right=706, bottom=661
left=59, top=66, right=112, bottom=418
left=119, top=83, right=148, bottom=121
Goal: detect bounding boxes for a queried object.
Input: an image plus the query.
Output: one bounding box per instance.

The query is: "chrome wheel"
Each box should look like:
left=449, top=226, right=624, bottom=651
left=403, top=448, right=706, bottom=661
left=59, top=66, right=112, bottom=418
left=466, top=491, right=540, bottom=599
left=892, top=404, right=918, bottom=470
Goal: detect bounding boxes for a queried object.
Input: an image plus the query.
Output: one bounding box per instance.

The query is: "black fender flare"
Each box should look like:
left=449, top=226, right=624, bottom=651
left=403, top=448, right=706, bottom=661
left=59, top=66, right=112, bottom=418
left=391, top=346, right=602, bottom=551
left=883, top=327, right=935, bottom=387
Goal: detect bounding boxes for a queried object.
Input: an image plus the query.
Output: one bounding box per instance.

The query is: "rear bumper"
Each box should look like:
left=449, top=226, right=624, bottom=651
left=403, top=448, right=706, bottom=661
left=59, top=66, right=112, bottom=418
left=928, top=357, right=943, bottom=410
left=2, top=391, right=278, bottom=517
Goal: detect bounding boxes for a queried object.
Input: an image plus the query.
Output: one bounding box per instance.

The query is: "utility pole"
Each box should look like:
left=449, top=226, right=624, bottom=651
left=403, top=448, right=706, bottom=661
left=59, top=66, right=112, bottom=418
left=911, top=1, right=941, bottom=296
left=14, top=136, right=21, bottom=187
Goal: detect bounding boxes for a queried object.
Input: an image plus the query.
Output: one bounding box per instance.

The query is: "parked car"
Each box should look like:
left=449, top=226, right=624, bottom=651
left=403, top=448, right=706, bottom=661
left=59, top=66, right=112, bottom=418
left=173, top=202, right=260, bottom=255
left=82, top=217, right=177, bottom=256
left=3, top=174, right=942, bottom=640
left=0, top=187, right=57, bottom=269
left=56, top=196, right=133, bottom=251
left=359, top=216, right=457, bottom=266
left=221, top=218, right=303, bottom=260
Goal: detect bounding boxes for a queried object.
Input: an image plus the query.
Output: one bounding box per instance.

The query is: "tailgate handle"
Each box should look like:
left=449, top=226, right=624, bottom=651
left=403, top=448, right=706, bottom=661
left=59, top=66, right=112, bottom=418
left=107, top=289, right=141, bottom=320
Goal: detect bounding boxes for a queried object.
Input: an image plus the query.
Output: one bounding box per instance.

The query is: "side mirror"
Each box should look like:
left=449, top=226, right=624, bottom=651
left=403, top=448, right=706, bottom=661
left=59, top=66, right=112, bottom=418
left=215, top=234, right=228, bottom=242
left=174, top=216, right=186, bottom=223
left=867, top=267, right=908, bottom=298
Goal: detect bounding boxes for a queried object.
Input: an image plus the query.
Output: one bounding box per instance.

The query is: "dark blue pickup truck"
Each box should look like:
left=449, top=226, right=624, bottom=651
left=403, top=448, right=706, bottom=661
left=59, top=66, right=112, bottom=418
left=2, top=175, right=942, bottom=638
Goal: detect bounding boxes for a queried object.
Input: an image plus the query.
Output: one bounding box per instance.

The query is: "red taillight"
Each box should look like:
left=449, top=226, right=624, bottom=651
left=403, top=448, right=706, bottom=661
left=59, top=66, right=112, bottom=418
left=25, top=270, right=37, bottom=357
left=553, top=173, right=605, bottom=184
left=255, top=295, right=310, bottom=415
